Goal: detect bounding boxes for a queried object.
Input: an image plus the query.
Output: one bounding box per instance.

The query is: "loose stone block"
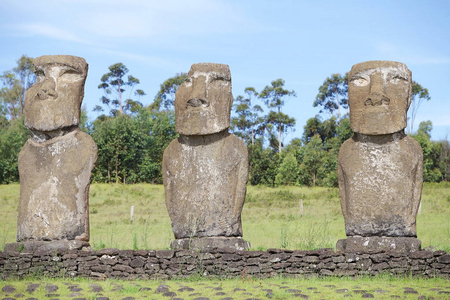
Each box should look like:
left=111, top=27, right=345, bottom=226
left=337, top=61, right=423, bottom=252
left=10, top=55, right=97, bottom=251
left=163, top=63, right=250, bottom=251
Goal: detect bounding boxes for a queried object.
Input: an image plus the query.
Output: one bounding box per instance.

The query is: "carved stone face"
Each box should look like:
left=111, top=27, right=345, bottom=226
left=348, top=61, right=411, bottom=135
left=175, top=63, right=232, bottom=135
left=24, top=55, right=88, bottom=132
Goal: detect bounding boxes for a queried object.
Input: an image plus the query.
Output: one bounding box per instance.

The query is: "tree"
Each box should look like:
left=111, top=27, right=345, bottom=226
left=13, top=55, right=35, bottom=116
left=313, top=73, right=348, bottom=123
left=150, top=73, right=187, bottom=111
left=231, top=87, right=264, bottom=145
left=0, top=72, right=21, bottom=120
left=407, top=81, right=431, bottom=134
left=96, top=63, right=145, bottom=116
left=0, top=118, right=29, bottom=183
left=411, top=121, right=443, bottom=182
left=91, top=107, right=177, bottom=184
left=0, top=55, right=35, bottom=121
left=417, top=120, right=433, bottom=138
left=298, top=134, right=324, bottom=187
left=259, top=79, right=296, bottom=153
left=275, top=152, right=299, bottom=185
left=248, top=143, right=279, bottom=186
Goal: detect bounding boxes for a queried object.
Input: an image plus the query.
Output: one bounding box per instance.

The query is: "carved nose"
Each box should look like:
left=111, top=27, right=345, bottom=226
left=38, top=79, right=57, bottom=100
left=365, top=93, right=390, bottom=106
left=187, top=98, right=208, bottom=108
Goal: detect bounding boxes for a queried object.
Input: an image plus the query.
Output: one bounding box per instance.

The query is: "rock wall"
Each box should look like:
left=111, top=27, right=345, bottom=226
left=1, top=248, right=448, bottom=280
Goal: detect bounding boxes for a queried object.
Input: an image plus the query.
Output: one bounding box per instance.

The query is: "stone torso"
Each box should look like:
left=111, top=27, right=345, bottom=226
left=338, top=132, right=423, bottom=237
left=162, top=132, right=248, bottom=239
left=17, top=130, right=97, bottom=242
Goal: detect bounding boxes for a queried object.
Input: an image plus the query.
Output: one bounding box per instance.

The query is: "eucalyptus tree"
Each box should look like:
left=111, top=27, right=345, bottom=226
left=259, top=78, right=296, bottom=153
left=313, top=73, right=348, bottom=123
left=231, top=87, right=264, bottom=145
left=150, top=72, right=187, bottom=111
left=96, top=63, right=145, bottom=116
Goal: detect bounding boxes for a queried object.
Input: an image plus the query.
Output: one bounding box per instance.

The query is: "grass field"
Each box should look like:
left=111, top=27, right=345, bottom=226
left=1, top=182, right=449, bottom=251
left=1, top=275, right=449, bottom=299
left=1, top=183, right=449, bottom=299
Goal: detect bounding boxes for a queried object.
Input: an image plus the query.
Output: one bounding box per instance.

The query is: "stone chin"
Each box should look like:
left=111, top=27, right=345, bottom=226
left=351, top=107, right=407, bottom=135
left=176, top=111, right=230, bottom=135
left=24, top=100, right=80, bottom=132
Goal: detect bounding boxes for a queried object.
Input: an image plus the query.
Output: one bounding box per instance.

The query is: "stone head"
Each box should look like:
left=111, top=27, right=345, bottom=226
left=175, top=63, right=233, bottom=135
left=348, top=61, right=412, bottom=135
left=24, top=55, right=88, bottom=132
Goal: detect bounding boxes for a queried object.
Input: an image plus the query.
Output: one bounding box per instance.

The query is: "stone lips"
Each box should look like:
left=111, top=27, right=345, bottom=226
left=24, top=55, right=88, bottom=132
left=163, top=131, right=249, bottom=239
left=17, top=129, right=97, bottom=242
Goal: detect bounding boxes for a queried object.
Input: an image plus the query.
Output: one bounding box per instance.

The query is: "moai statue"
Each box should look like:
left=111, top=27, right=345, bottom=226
left=336, top=61, right=423, bottom=252
left=162, top=63, right=250, bottom=251
left=5, top=55, right=97, bottom=252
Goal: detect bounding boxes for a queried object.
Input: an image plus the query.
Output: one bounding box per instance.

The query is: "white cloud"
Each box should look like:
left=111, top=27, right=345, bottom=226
left=14, top=23, right=89, bottom=44
left=78, top=0, right=256, bottom=39
left=376, top=41, right=450, bottom=65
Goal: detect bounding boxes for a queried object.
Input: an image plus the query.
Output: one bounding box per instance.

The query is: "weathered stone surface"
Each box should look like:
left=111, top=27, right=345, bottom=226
left=175, top=63, right=232, bottom=135
left=17, top=130, right=97, bottom=241
left=171, top=237, right=250, bottom=251
left=336, top=236, right=421, bottom=253
left=0, top=248, right=448, bottom=279
left=338, top=61, right=423, bottom=241
left=16, top=55, right=97, bottom=245
left=24, top=55, right=88, bottom=132
left=4, top=240, right=90, bottom=253
left=348, top=61, right=411, bottom=135
left=163, top=63, right=249, bottom=250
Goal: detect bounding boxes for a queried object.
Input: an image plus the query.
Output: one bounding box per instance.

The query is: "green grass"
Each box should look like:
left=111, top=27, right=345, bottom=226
left=0, top=182, right=449, bottom=251
left=1, top=275, right=449, bottom=299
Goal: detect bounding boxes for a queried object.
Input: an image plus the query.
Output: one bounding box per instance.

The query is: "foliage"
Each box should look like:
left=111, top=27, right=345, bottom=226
left=91, top=108, right=176, bottom=184
left=96, top=63, right=145, bottom=116
left=0, top=55, right=35, bottom=120
left=411, top=122, right=445, bottom=182
left=0, top=118, right=29, bottom=183
left=275, top=152, right=299, bottom=185
left=313, top=73, right=348, bottom=122
left=150, top=72, right=187, bottom=111
left=259, top=79, right=296, bottom=153
left=408, top=81, right=431, bottom=134
left=230, top=87, right=264, bottom=145
left=248, top=143, right=279, bottom=186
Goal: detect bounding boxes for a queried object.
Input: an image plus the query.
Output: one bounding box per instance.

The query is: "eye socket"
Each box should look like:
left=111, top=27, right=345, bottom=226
left=60, top=68, right=79, bottom=76
left=184, top=77, right=192, bottom=83
left=352, top=77, right=369, bottom=87
left=210, top=73, right=230, bottom=83
left=389, top=75, right=407, bottom=84
left=35, top=69, right=45, bottom=81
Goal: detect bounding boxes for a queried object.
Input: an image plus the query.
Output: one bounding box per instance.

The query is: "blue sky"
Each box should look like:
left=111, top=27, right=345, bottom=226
left=1, top=0, right=449, bottom=142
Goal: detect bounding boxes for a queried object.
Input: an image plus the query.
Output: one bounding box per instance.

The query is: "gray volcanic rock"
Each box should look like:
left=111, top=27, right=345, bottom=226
left=163, top=63, right=249, bottom=250
left=338, top=61, right=423, bottom=251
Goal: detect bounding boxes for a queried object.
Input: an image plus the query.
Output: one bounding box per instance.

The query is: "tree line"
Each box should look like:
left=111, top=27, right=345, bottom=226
left=1, top=56, right=449, bottom=185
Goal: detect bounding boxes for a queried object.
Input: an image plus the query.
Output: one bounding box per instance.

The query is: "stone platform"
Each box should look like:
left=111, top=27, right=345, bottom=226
left=336, top=236, right=421, bottom=252
left=171, top=237, right=250, bottom=251
left=4, top=240, right=91, bottom=253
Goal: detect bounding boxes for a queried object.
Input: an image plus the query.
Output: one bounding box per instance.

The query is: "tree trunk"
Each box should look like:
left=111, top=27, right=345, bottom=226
left=115, top=155, right=119, bottom=184
left=278, top=107, right=282, bottom=153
